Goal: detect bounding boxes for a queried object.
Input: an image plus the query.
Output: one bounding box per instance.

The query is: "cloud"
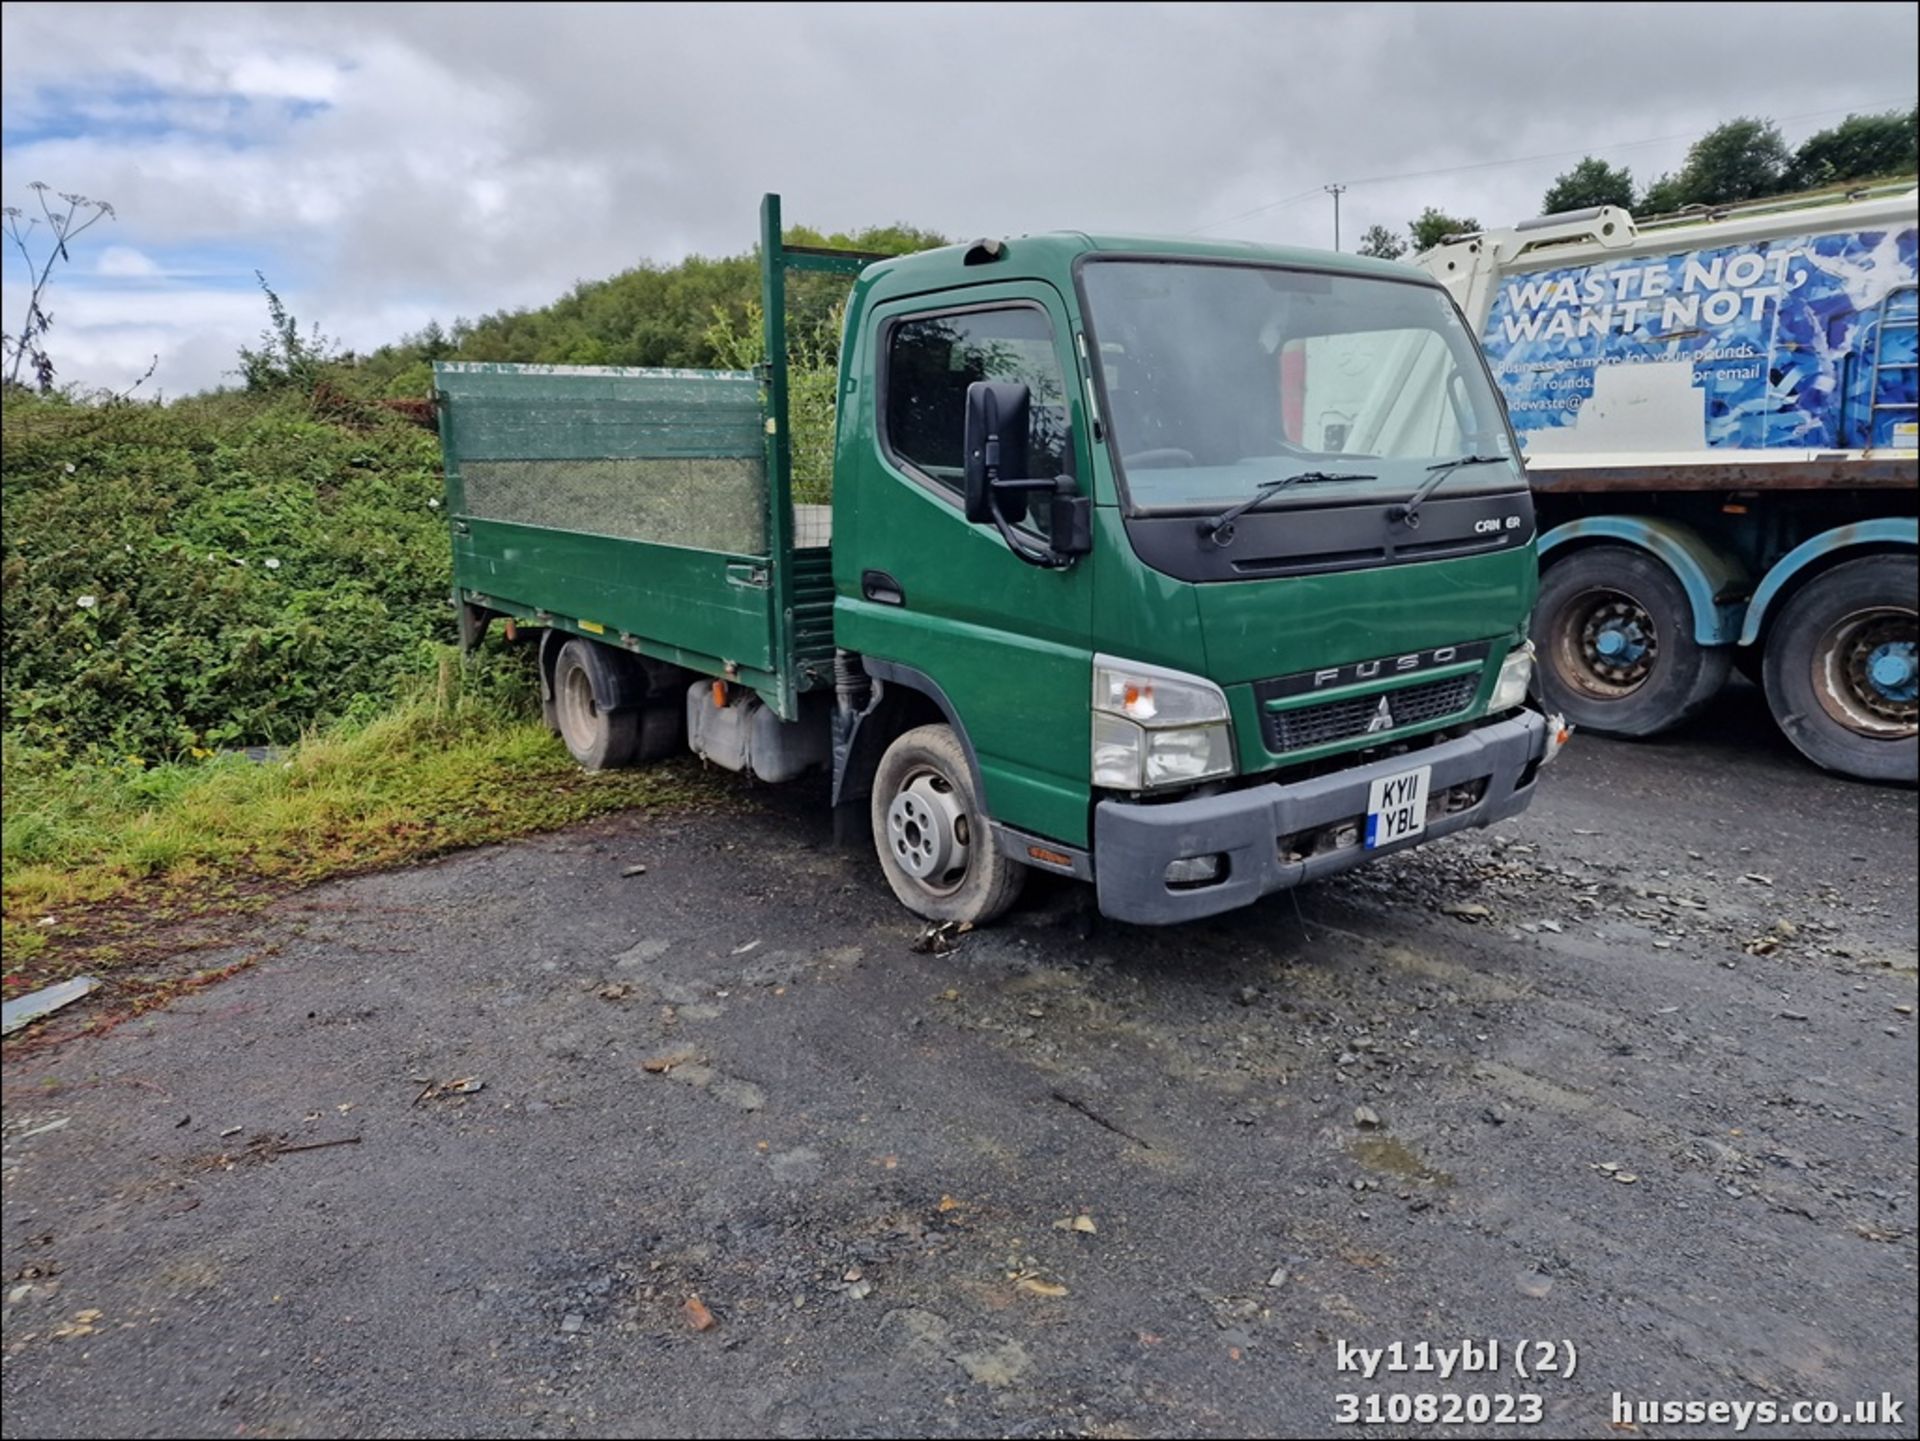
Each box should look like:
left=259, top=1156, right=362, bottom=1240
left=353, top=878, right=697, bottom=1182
left=95, top=245, right=161, bottom=277
left=3, top=1, right=1915, bottom=395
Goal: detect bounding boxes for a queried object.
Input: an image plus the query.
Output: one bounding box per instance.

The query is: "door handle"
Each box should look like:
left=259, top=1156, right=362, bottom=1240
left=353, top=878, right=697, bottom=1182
left=861, top=570, right=905, bottom=606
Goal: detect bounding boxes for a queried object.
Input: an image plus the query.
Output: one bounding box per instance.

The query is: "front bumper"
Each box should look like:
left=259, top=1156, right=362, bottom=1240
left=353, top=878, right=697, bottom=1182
left=1093, top=708, right=1550, bottom=925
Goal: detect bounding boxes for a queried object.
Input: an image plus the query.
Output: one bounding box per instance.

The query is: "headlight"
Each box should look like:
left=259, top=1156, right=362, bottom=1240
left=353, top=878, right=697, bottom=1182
left=1489, top=641, right=1535, bottom=714
left=1092, top=656, right=1236, bottom=791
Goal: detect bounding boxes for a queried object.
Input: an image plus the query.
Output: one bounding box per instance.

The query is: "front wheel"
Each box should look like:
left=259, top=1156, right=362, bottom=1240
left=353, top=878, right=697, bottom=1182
left=1762, top=555, right=1917, bottom=784
left=870, top=724, right=1026, bottom=925
left=1533, top=545, right=1730, bottom=737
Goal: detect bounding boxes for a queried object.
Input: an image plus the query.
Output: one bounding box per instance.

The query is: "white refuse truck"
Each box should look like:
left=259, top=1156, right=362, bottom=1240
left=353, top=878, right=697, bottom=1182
left=1412, top=183, right=1916, bottom=783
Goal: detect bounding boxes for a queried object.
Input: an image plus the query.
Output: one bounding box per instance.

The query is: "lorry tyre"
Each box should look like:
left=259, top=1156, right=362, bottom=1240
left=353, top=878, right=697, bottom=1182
left=552, top=639, right=640, bottom=770
left=1762, top=555, right=1917, bottom=784
left=1533, top=545, right=1730, bottom=738
left=871, top=724, right=1026, bottom=925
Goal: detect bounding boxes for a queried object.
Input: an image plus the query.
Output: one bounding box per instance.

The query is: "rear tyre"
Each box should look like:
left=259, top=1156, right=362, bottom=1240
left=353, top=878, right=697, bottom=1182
left=1761, top=555, right=1917, bottom=784
left=552, top=639, right=640, bottom=770
left=871, top=724, right=1026, bottom=925
left=1533, top=545, right=1730, bottom=737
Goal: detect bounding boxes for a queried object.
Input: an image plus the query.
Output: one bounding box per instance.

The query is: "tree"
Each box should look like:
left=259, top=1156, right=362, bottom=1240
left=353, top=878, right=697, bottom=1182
left=1356, top=224, right=1406, bottom=260
left=345, top=216, right=945, bottom=382
left=1408, top=207, right=1481, bottom=253
left=235, top=272, right=338, bottom=393
left=1789, top=108, right=1919, bottom=190
left=1637, top=172, right=1688, bottom=215
left=1542, top=157, right=1635, bottom=214
left=413, top=319, right=454, bottom=361
left=703, top=297, right=844, bottom=502
left=1668, top=117, right=1791, bottom=206
left=2, top=182, right=116, bottom=392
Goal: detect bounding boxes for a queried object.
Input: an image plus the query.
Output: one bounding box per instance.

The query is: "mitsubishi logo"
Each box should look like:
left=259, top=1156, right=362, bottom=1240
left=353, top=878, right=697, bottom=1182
left=1365, top=696, right=1395, bottom=734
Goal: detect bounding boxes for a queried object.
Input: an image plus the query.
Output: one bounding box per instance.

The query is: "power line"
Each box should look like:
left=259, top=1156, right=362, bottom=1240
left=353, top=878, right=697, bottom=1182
left=1187, top=94, right=1918, bottom=235
left=1186, top=185, right=1327, bottom=235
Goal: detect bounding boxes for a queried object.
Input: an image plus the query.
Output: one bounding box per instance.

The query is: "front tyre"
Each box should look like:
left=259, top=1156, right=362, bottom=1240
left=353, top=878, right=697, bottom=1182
left=871, top=724, right=1026, bottom=925
left=1762, top=555, right=1917, bottom=784
left=1533, top=545, right=1730, bottom=737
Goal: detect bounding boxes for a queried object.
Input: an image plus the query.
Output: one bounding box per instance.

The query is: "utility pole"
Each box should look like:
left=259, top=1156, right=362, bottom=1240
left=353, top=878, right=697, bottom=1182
left=1324, top=184, right=1347, bottom=251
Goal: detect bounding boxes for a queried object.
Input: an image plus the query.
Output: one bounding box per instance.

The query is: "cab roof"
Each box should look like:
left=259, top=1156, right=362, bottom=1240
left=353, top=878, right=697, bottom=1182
left=851, top=230, right=1435, bottom=308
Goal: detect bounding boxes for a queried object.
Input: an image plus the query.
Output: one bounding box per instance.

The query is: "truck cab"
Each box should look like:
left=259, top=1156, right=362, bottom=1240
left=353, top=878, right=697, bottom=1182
left=830, top=230, right=1557, bottom=922
left=437, top=198, right=1564, bottom=928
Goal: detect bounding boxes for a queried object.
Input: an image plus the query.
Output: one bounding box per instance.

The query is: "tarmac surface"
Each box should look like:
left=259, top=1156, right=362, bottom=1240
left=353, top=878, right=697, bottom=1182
left=4, top=684, right=1915, bottom=1437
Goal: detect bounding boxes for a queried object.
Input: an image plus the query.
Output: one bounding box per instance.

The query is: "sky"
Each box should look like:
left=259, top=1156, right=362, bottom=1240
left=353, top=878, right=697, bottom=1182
left=2, top=0, right=1916, bottom=396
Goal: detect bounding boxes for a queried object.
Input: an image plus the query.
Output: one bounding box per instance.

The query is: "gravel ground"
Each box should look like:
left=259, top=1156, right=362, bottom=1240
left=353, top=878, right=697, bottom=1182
left=3, top=684, right=1916, bottom=1439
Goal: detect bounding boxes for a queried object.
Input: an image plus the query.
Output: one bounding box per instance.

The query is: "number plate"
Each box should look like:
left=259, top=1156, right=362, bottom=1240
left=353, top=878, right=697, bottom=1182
left=1365, top=764, right=1432, bottom=848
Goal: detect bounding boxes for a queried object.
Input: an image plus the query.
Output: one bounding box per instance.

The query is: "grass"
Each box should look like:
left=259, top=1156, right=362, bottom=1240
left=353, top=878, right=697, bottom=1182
left=2, top=387, right=750, bottom=1038
left=2, top=669, right=742, bottom=1007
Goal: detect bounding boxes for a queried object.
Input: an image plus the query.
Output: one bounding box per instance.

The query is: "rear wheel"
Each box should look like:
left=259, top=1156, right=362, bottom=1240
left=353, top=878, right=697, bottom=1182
left=552, top=639, right=640, bottom=770
left=1762, top=555, right=1917, bottom=784
left=1533, top=545, right=1730, bottom=737
left=871, top=724, right=1025, bottom=925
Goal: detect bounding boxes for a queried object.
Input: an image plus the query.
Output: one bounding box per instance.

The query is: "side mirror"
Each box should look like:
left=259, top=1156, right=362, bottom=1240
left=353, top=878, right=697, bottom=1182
left=963, top=381, right=1031, bottom=524
left=962, top=379, right=1091, bottom=566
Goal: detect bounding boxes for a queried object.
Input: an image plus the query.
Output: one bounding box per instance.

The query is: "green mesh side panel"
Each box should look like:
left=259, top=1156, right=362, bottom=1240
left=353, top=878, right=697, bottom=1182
left=438, top=363, right=768, bottom=555
left=460, top=457, right=766, bottom=553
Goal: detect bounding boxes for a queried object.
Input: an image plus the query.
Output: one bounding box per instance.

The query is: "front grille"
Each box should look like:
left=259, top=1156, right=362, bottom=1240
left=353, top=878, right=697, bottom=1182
left=1262, top=672, right=1480, bottom=753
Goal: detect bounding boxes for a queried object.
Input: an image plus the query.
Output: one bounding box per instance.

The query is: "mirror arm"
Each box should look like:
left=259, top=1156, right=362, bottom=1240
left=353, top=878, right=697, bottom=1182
left=988, top=505, right=1072, bottom=571
left=987, top=474, right=1085, bottom=571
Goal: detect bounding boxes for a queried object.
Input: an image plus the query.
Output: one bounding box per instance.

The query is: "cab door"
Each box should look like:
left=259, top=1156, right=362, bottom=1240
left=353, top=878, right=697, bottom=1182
left=834, top=281, right=1096, bottom=847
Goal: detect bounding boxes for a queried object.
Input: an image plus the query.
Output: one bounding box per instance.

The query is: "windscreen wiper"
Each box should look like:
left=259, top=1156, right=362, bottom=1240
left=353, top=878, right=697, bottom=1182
left=1387, top=454, right=1509, bottom=529
left=1199, top=470, right=1378, bottom=547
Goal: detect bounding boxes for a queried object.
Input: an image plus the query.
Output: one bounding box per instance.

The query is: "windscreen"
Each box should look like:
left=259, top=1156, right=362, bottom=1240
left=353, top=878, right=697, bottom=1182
left=1081, top=260, right=1514, bottom=510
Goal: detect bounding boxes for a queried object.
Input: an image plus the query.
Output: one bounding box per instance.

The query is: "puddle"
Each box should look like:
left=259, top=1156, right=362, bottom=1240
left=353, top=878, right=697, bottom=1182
left=1349, top=1135, right=1454, bottom=1186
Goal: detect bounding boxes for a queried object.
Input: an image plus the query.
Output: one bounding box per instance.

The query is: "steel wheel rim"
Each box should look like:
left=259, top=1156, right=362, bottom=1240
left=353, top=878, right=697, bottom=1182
left=885, top=766, right=972, bottom=896
left=1812, top=604, right=1918, bottom=739
left=1551, top=586, right=1659, bottom=698
left=559, top=664, right=600, bottom=749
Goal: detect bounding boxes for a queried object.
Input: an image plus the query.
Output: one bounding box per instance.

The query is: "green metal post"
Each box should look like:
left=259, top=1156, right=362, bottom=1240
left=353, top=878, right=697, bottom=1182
left=760, top=193, right=798, bottom=721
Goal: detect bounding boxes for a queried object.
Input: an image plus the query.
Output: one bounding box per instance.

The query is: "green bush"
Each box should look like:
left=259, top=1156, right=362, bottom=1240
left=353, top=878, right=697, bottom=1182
left=2, top=389, right=452, bottom=758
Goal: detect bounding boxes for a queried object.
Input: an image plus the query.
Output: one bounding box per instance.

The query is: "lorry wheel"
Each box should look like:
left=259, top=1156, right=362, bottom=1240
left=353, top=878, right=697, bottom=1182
left=1762, top=555, right=1917, bottom=784
left=871, top=724, right=1026, bottom=925
left=1533, top=545, right=1729, bottom=737
left=552, top=639, right=640, bottom=770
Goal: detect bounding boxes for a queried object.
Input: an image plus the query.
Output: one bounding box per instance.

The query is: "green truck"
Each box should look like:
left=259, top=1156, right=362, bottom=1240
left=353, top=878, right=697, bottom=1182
left=436, top=196, right=1567, bottom=926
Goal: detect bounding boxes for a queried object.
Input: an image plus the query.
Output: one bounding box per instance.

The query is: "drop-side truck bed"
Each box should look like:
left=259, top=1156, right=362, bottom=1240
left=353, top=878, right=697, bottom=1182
left=441, top=196, right=1565, bottom=925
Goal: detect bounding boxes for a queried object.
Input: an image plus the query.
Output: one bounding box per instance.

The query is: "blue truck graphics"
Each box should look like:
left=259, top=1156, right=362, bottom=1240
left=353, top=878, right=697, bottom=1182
left=1481, top=225, right=1919, bottom=451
